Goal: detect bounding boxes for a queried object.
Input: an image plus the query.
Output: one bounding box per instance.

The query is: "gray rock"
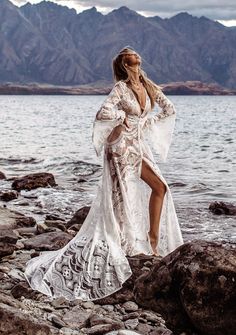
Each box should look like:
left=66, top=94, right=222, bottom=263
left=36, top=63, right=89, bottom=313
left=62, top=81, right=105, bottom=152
left=62, top=307, right=91, bottom=328
left=0, top=301, right=51, bottom=334
left=23, top=231, right=73, bottom=251
left=122, top=301, right=139, bottom=312
left=124, top=318, right=139, bottom=330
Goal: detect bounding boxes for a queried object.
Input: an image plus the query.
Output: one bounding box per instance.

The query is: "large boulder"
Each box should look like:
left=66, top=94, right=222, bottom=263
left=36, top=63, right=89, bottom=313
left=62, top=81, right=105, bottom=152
left=134, top=239, right=236, bottom=335
left=11, top=172, right=57, bottom=191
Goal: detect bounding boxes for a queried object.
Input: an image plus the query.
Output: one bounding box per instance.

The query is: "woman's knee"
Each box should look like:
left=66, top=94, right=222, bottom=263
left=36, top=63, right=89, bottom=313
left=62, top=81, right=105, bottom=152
left=151, top=179, right=166, bottom=196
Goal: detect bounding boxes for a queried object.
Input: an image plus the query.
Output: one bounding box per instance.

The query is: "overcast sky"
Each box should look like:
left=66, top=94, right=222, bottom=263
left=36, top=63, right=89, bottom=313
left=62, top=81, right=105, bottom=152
left=12, top=0, right=236, bottom=27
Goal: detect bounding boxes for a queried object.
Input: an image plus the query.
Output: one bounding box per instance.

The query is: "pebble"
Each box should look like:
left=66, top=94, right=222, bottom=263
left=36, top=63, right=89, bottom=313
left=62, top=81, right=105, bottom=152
left=101, top=304, right=114, bottom=312
left=0, top=265, right=10, bottom=273
left=81, top=301, right=95, bottom=309
left=122, top=301, right=139, bottom=312
left=124, top=318, right=139, bottom=329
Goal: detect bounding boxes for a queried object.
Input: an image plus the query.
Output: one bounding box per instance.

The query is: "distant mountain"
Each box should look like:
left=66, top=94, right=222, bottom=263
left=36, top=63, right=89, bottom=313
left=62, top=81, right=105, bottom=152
left=0, top=0, right=236, bottom=88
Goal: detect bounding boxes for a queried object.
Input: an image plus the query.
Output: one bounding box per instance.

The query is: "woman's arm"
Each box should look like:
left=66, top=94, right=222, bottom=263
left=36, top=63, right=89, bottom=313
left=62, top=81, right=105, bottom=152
left=95, top=82, right=126, bottom=122
left=144, top=89, right=176, bottom=128
left=92, top=82, right=126, bottom=157
left=142, top=88, right=177, bottom=162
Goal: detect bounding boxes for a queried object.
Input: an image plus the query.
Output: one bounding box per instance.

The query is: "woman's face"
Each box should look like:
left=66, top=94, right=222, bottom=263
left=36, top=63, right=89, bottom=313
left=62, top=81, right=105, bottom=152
left=123, top=51, right=141, bottom=66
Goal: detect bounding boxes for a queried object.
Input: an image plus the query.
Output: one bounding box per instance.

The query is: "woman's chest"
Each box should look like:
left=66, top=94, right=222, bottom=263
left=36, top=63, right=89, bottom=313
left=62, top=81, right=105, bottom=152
left=118, top=85, right=151, bottom=117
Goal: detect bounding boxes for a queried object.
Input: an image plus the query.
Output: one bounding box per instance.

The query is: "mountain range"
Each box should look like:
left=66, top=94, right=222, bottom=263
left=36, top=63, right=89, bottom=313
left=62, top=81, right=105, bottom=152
left=0, top=0, right=236, bottom=88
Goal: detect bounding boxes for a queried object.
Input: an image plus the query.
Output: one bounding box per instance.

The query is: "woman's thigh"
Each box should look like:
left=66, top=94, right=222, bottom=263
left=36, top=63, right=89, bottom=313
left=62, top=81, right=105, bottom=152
left=140, top=159, right=166, bottom=194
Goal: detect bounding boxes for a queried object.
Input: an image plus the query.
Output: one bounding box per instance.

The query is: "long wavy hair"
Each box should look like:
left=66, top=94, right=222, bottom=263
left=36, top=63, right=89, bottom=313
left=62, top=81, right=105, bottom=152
left=112, top=46, right=162, bottom=110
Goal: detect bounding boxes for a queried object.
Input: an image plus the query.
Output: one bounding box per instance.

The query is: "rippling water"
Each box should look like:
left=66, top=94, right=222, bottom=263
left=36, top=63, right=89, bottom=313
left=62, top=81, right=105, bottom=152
left=0, top=94, right=235, bottom=244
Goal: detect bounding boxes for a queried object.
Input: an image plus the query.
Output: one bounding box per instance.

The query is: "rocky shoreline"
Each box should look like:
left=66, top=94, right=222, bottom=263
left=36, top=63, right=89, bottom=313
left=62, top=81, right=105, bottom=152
left=0, top=170, right=235, bottom=335
left=0, top=80, right=235, bottom=95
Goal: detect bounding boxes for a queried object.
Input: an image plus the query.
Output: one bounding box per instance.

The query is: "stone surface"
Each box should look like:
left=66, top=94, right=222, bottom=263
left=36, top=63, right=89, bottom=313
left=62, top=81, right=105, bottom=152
left=0, top=302, right=51, bottom=335
left=0, top=190, right=18, bottom=201
left=209, top=201, right=236, bottom=215
left=0, top=207, right=36, bottom=230
left=0, top=171, right=6, bottom=179
left=23, top=231, right=73, bottom=251
left=11, top=172, right=57, bottom=191
left=62, top=308, right=91, bottom=328
left=134, top=239, right=236, bottom=335
left=0, top=229, right=18, bottom=258
left=66, top=206, right=90, bottom=230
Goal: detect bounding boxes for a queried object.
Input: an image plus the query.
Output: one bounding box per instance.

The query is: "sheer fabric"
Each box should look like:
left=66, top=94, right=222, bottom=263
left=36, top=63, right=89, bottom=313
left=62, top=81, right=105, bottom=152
left=24, top=80, right=184, bottom=301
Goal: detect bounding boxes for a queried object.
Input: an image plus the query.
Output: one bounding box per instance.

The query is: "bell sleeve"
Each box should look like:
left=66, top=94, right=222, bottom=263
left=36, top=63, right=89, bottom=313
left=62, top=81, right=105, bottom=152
left=142, top=88, right=177, bottom=162
left=92, top=82, right=126, bottom=157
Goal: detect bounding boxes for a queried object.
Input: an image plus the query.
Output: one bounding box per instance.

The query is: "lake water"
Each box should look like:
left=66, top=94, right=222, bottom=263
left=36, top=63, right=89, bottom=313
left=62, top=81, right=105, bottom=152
left=0, top=94, right=235, bottom=244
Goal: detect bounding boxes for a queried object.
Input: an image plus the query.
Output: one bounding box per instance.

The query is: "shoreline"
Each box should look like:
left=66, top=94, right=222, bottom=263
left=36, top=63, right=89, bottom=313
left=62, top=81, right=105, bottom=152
left=0, top=80, right=236, bottom=95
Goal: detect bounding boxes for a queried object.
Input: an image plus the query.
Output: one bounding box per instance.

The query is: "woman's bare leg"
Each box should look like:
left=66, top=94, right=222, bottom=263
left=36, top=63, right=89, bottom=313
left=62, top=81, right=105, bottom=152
left=140, top=159, right=167, bottom=256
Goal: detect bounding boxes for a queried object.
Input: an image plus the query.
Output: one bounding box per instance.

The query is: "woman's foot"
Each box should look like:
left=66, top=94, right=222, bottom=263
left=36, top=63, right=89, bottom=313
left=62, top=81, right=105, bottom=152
left=148, top=232, right=159, bottom=256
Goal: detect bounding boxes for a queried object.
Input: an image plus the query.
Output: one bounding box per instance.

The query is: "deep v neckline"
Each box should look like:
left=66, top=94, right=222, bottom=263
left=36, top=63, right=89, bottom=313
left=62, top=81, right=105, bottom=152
left=125, top=82, right=147, bottom=117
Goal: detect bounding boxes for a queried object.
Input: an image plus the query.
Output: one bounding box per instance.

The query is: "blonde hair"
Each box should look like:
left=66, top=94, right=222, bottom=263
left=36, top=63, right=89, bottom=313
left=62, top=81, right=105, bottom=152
left=112, top=46, right=162, bottom=109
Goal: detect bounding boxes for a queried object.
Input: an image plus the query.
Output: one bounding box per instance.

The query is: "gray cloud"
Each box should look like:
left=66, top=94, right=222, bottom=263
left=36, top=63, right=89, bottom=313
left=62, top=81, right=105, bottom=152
left=12, top=0, right=236, bottom=21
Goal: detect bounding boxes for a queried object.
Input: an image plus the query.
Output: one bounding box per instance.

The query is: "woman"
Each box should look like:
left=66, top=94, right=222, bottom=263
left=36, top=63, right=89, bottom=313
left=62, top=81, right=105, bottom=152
left=24, top=46, right=184, bottom=301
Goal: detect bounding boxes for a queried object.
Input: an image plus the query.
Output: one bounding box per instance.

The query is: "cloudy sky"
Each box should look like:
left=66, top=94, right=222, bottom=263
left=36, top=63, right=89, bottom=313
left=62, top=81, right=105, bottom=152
left=12, top=0, right=236, bottom=27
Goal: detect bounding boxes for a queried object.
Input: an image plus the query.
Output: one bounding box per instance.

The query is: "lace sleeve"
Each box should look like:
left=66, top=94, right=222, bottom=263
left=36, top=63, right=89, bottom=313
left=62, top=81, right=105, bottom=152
left=142, top=89, right=176, bottom=162
left=92, top=82, right=126, bottom=157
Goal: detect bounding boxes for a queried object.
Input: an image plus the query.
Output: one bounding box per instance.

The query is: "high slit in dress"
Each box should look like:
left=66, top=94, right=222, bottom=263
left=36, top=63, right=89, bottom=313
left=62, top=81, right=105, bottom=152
left=24, top=80, right=184, bottom=301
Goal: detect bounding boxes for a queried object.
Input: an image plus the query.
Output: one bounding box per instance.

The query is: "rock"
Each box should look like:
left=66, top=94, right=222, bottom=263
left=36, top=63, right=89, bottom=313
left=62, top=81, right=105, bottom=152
left=122, top=301, right=139, bottom=312
left=150, top=327, right=174, bottom=335
left=106, top=331, right=141, bottom=335
left=0, top=229, right=18, bottom=258
left=50, top=315, right=66, bottom=328
left=0, top=242, right=15, bottom=258
left=0, top=207, right=36, bottom=230
left=209, top=201, right=236, bottom=215
left=124, top=318, right=139, bottom=329
left=59, top=328, right=81, bottom=335
left=134, top=239, right=236, bottom=335
left=23, top=231, right=73, bottom=251
left=0, top=171, right=6, bottom=179
left=11, top=282, right=38, bottom=299
left=44, top=219, right=67, bottom=231
left=122, top=312, right=140, bottom=321
left=15, top=226, right=37, bottom=237
left=8, top=268, right=25, bottom=281
left=15, top=215, right=36, bottom=228
left=84, top=323, right=123, bottom=334
left=81, top=301, right=95, bottom=309
left=0, top=190, right=18, bottom=201
left=62, top=307, right=91, bottom=328
left=66, top=206, right=90, bottom=229
left=36, top=222, right=52, bottom=234
left=101, top=304, right=114, bottom=312
left=0, top=229, right=18, bottom=244
left=89, top=314, right=123, bottom=327
left=140, top=311, right=164, bottom=323
left=0, top=302, right=51, bottom=335
left=51, top=297, right=70, bottom=309
left=11, top=172, right=57, bottom=191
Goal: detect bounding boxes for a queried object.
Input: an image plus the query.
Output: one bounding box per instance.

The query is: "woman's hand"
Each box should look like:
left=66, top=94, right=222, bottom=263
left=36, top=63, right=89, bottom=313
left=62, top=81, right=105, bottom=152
left=123, top=117, right=130, bottom=128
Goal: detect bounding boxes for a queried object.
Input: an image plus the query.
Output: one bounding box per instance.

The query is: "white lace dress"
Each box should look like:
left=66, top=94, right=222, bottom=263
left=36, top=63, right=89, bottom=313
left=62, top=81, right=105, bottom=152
left=24, top=80, right=184, bottom=301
